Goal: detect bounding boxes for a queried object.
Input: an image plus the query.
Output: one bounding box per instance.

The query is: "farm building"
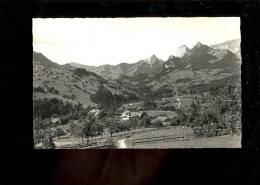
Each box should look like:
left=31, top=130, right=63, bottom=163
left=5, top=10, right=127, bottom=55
left=88, top=109, right=100, bottom=117
left=151, top=116, right=171, bottom=126
left=120, top=110, right=142, bottom=120
left=51, top=117, right=60, bottom=124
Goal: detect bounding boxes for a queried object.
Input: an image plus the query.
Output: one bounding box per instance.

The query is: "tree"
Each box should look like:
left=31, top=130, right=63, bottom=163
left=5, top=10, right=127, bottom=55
left=189, top=100, right=201, bottom=125
left=138, top=112, right=152, bottom=131
left=153, top=120, right=164, bottom=128
left=143, top=101, right=157, bottom=110
left=106, top=118, right=120, bottom=137
left=33, top=118, right=54, bottom=147
left=79, top=115, right=103, bottom=144
left=127, top=116, right=139, bottom=130
left=94, top=122, right=104, bottom=136
left=41, top=128, right=55, bottom=149
left=175, top=108, right=190, bottom=126
left=54, top=127, right=66, bottom=139
left=33, top=98, right=85, bottom=119
left=69, top=122, right=84, bottom=139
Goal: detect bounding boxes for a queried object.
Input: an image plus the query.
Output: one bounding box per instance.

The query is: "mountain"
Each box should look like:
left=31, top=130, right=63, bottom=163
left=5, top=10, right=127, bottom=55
left=69, top=62, right=134, bottom=80
left=211, top=39, right=241, bottom=59
left=118, top=41, right=241, bottom=98
left=38, top=39, right=241, bottom=103
left=69, top=55, right=164, bottom=79
left=33, top=52, right=60, bottom=68
left=124, top=55, right=164, bottom=76
left=149, top=41, right=240, bottom=93
left=33, top=52, right=138, bottom=108
left=176, top=45, right=190, bottom=58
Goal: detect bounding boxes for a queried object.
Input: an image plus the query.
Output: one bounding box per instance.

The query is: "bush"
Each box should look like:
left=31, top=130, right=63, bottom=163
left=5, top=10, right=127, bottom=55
left=54, top=128, right=66, bottom=138
left=35, top=128, right=56, bottom=149
left=153, top=120, right=164, bottom=128
left=62, top=94, right=76, bottom=100
left=175, top=78, right=192, bottom=83
left=68, top=122, right=83, bottom=137
left=47, top=86, right=60, bottom=95
left=143, top=101, right=157, bottom=110
left=60, top=113, right=74, bottom=125
left=162, top=105, right=176, bottom=111
left=33, top=86, right=45, bottom=93
left=74, top=68, right=86, bottom=76
left=74, top=84, right=81, bottom=90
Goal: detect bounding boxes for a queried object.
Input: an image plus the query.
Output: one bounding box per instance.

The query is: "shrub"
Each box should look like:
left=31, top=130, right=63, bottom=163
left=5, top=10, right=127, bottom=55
left=175, top=78, right=192, bottom=83
left=47, top=86, right=59, bottom=95
left=153, top=120, right=164, bottom=128
left=54, top=128, right=66, bottom=139
left=33, top=86, right=45, bottom=93
left=60, top=113, right=74, bottom=125
left=143, top=100, right=157, bottom=110
left=162, top=105, right=176, bottom=111
left=74, top=84, right=81, bottom=90
left=38, top=128, right=56, bottom=149
left=62, top=94, right=76, bottom=100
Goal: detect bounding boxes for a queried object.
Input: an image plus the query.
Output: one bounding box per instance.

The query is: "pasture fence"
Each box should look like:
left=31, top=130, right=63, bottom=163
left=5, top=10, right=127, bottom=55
left=131, top=127, right=241, bottom=146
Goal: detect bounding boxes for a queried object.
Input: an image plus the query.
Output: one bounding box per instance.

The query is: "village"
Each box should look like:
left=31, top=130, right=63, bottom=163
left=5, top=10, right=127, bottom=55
left=32, top=19, right=242, bottom=149
left=36, top=92, right=241, bottom=149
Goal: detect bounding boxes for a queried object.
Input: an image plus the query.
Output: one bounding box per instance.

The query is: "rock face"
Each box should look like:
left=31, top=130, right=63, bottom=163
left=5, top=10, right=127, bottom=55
left=176, top=45, right=190, bottom=58
left=116, top=40, right=241, bottom=98
left=211, top=39, right=241, bottom=60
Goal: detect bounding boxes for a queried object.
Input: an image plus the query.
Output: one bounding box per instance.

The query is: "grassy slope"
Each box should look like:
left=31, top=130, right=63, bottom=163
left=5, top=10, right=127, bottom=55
left=125, top=127, right=241, bottom=148
left=33, top=60, right=138, bottom=107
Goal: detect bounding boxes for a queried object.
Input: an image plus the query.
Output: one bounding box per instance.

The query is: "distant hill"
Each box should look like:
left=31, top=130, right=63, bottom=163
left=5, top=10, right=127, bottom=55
left=33, top=52, right=138, bottom=108
left=35, top=39, right=241, bottom=104
left=33, top=52, right=61, bottom=68
left=69, top=55, right=165, bottom=79
left=211, top=39, right=241, bottom=59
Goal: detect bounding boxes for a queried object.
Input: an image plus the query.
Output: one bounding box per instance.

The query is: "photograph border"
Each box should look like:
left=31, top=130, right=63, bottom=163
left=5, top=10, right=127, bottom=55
left=1, top=0, right=260, bottom=184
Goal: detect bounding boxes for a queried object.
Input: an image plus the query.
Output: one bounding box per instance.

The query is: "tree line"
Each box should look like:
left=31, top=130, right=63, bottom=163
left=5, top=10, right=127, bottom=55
left=170, top=80, right=241, bottom=137
left=90, top=85, right=138, bottom=109
left=33, top=97, right=87, bottom=120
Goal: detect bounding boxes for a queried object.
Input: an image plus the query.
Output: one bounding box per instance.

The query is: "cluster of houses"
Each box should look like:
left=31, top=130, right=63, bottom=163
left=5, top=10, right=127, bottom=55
left=120, top=111, right=142, bottom=120
left=50, top=96, right=181, bottom=126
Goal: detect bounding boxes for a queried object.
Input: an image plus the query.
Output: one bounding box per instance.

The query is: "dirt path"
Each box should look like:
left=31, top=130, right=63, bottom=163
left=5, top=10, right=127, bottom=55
left=117, top=139, right=127, bottom=148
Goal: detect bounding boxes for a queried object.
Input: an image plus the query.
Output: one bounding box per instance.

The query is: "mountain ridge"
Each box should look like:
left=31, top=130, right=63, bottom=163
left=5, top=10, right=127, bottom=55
left=33, top=38, right=241, bottom=107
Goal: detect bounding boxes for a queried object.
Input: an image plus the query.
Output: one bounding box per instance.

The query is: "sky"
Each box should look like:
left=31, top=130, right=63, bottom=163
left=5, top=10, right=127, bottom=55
left=33, top=17, right=240, bottom=66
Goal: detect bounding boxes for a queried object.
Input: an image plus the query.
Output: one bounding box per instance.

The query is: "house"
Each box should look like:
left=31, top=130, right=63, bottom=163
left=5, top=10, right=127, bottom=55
left=51, top=117, right=60, bottom=124
left=89, top=109, right=100, bottom=117
left=151, top=116, right=171, bottom=126
left=120, top=110, right=142, bottom=120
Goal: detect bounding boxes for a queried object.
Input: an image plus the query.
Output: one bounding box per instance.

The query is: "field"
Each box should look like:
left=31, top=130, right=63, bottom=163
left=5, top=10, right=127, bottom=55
left=128, top=135, right=241, bottom=148
left=52, top=126, right=241, bottom=149
left=145, top=110, right=177, bottom=118
left=125, top=126, right=241, bottom=148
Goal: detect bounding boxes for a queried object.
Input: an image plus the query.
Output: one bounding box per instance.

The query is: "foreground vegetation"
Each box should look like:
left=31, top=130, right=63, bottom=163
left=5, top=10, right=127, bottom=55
left=33, top=76, right=241, bottom=148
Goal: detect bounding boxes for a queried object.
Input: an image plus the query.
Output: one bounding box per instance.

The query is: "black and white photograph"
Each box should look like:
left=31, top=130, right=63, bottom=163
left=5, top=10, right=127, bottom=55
left=33, top=17, right=242, bottom=149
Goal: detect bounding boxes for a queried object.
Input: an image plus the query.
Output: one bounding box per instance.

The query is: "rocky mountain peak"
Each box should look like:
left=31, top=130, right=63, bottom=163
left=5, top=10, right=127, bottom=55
left=194, top=41, right=203, bottom=48
left=168, top=55, right=176, bottom=60
left=176, top=45, right=190, bottom=58
left=145, top=55, right=160, bottom=65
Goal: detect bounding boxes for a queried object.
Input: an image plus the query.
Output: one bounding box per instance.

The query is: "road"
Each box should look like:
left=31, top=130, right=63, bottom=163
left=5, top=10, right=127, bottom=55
left=117, top=139, right=127, bottom=148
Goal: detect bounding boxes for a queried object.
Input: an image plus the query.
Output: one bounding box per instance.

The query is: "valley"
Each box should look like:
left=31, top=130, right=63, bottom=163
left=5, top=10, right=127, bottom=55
left=33, top=39, right=241, bottom=149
